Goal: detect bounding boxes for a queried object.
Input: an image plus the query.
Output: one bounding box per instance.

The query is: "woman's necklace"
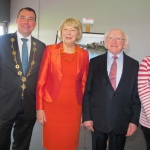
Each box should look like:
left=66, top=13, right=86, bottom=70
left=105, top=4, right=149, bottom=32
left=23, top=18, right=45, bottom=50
left=61, top=43, right=77, bottom=62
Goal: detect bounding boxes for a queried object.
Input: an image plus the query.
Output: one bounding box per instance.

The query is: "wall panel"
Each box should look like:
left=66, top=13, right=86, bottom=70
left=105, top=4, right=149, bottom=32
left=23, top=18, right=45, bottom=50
left=9, top=0, right=150, bottom=62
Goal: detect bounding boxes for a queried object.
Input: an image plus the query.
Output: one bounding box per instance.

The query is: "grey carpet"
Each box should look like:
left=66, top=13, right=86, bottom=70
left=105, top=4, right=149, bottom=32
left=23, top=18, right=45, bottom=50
left=28, top=121, right=146, bottom=150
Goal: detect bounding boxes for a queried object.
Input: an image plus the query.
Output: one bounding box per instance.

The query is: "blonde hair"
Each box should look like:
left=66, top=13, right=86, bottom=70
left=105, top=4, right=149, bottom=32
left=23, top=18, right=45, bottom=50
left=58, top=18, right=82, bottom=42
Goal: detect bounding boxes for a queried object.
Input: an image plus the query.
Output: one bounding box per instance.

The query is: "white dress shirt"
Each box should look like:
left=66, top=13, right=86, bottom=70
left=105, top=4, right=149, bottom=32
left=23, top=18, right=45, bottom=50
left=107, top=51, right=123, bottom=88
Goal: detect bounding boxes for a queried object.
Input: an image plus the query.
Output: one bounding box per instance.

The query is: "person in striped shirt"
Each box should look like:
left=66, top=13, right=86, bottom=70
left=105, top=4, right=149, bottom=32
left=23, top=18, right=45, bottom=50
left=138, top=56, right=150, bottom=150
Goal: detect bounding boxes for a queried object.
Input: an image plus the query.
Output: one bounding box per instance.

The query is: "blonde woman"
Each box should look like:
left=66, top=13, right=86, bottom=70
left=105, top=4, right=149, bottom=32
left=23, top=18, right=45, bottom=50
left=36, top=18, right=89, bottom=150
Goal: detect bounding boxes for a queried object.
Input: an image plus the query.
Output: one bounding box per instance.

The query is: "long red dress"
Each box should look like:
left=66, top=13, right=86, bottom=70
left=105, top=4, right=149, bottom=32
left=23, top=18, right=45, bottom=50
left=43, top=52, right=82, bottom=150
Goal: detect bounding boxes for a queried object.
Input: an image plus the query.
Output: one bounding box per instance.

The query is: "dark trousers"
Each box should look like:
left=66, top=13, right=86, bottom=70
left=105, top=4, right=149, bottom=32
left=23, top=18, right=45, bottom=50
left=0, top=100, right=36, bottom=150
left=92, top=129, right=126, bottom=150
left=141, top=125, right=150, bottom=150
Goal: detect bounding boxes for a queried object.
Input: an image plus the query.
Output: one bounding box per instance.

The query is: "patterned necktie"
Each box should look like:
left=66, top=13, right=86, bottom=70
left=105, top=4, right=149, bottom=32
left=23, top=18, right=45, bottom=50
left=109, top=56, right=117, bottom=90
left=21, top=38, right=28, bottom=76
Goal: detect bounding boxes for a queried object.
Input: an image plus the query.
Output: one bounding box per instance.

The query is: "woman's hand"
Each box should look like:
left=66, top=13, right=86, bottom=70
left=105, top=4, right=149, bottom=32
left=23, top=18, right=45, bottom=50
left=36, top=110, right=46, bottom=125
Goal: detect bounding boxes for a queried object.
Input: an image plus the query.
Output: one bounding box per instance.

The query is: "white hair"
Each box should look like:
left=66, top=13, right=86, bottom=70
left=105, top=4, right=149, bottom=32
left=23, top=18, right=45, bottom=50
left=103, top=29, right=129, bottom=49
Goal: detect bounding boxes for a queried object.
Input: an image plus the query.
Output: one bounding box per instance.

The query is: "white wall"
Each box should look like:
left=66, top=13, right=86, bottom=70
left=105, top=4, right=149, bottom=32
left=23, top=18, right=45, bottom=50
left=9, top=0, right=40, bottom=38
left=10, top=0, right=150, bottom=62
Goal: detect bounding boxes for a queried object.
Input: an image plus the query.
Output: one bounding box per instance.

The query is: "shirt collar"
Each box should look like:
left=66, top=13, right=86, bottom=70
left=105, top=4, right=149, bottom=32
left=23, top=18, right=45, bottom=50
left=16, top=31, right=31, bottom=41
left=107, top=51, right=123, bottom=59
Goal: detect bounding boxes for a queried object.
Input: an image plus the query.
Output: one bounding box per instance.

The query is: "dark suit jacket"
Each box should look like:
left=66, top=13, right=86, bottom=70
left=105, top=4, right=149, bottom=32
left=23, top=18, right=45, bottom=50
left=0, top=32, right=46, bottom=120
left=82, top=52, right=141, bottom=135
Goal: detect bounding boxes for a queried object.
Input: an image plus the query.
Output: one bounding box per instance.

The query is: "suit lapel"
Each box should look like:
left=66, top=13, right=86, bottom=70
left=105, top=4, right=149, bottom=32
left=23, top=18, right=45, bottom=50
left=14, top=33, right=22, bottom=73
left=98, top=52, right=130, bottom=91
left=9, top=33, right=22, bottom=75
left=55, top=42, right=63, bottom=76
left=28, top=37, right=34, bottom=69
left=27, top=37, right=36, bottom=76
left=101, top=53, right=111, bottom=86
left=101, top=52, right=118, bottom=91
left=116, top=53, right=129, bottom=91
left=25, top=37, right=39, bottom=76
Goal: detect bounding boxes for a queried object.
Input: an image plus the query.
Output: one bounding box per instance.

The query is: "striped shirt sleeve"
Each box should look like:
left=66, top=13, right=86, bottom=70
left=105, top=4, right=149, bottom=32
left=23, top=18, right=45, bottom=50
left=138, top=56, right=150, bottom=121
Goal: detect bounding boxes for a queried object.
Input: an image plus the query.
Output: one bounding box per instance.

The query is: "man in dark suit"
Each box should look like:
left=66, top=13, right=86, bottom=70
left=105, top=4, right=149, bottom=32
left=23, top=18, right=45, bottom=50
left=0, top=7, right=46, bottom=150
left=82, top=28, right=141, bottom=150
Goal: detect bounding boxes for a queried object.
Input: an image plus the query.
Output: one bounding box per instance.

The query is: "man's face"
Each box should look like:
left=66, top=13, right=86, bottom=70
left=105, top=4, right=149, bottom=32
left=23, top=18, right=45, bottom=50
left=16, top=9, right=36, bottom=37
left=105, top=29, right=127, bottom=55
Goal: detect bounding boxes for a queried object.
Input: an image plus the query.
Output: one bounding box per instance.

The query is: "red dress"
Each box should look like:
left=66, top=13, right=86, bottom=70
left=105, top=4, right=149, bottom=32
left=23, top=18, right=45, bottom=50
left=43, top=52, right=82, bottom=150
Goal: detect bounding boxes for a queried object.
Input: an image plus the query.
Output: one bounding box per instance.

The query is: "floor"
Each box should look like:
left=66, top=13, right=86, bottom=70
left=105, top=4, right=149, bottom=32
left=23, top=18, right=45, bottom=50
left=27, top=121, right=146, bottom=150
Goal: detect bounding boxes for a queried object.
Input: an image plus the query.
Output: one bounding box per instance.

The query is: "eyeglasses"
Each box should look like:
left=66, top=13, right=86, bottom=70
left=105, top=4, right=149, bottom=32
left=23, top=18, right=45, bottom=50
left=107, top=36, right=125, bottom=42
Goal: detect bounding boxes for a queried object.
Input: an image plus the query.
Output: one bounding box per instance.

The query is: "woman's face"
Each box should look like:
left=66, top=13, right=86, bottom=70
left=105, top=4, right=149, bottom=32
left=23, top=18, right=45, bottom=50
left=61, top=24, right=78, bottom=45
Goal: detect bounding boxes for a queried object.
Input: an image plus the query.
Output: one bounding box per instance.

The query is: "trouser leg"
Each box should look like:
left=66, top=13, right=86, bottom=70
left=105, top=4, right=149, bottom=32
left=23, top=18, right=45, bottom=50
left=12, top=116, right=36, bottom=150
left=12, top=100, right=36, bottom=150
left=92, top=128, right=108, bottom=150
left=141, top=125, right=150, bottom=150
left=108, top=131, right=126, bottom=150
left=0, top=118, right=14, bottom=150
